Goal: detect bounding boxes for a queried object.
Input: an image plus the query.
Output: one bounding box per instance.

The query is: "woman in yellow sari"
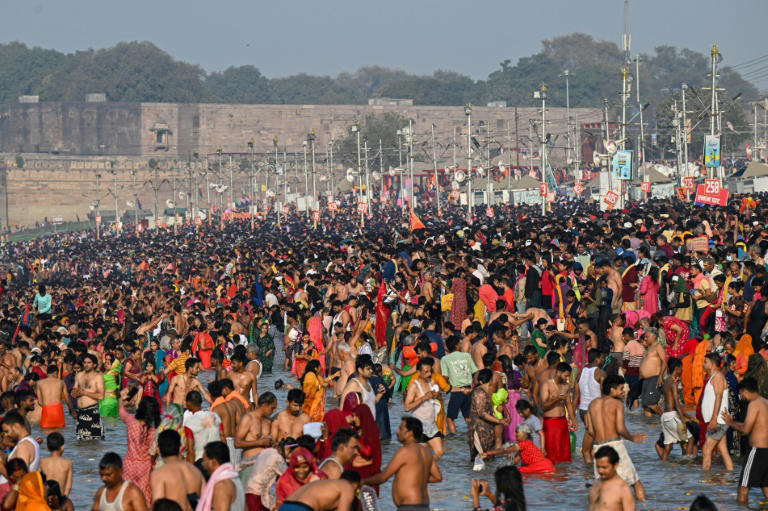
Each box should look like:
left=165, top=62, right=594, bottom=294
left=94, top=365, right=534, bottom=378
left=16, top=472, right=52, bottom=511
left=301, top=359, right=329, bottom=422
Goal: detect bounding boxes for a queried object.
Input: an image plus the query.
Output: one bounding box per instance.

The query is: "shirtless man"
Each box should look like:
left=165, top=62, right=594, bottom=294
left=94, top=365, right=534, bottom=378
left=539, top=362, right=577, bottom=463
left=208, top=381, right=239, bottom=443
left=511, top=308, right=553, bottom=343
left=721, top=376, right=768, bottom=505
left=363, top=417, right=442, bottom=511
left=235, top=392, right=276, bottom=460
left=270, top=389, right=310, bottom=442
left=577, top=320, right=599, bottom=352
left=72, top=353, right=105, bottom=441
left=282, top=471, right=361, bottom=511
left=470, top=337, right=487, bottom=370
left=36, top=363, right=75, bottom=429
left=334, top=343, right=355, bottom=399
left=319, top=429, right=360, bottom=479
left=522, top=346, right=547, bottom=408
left=92, top=452, right=147, bottom=511
left=534, top=352, right=562, bottom=409
left=586, top=374, right=646, bottom=501
left=166, top=358, right=210, bottom=408
left=657, top=358, right=695, bottom=460
left=200, top=442, right=245, bottom=511
left=589, top=445, right=635, bottom=511
left=150, top=430, right=205, bottom=511
left=40, top=432, right=72, bottom=496
left=245, top=345, right=262, bottom=389
left=597, top=260, right=623, bottom=315
left=230, top=353, right=257, bottom=407
left=638, top=329, right=665, bottom=417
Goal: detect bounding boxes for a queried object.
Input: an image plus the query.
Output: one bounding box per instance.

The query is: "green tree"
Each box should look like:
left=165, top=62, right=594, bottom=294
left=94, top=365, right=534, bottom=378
left=206, top=66, right=270, bottom=103
left=334, top=112, right=412, bottom=172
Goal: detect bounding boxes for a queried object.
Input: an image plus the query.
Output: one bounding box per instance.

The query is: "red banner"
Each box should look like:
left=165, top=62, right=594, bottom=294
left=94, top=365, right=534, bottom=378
left=694, top=183, right=729, bottom=206
left=641, top=182, right=651, bottom=193
left=603, top=190, right=619, bottom=209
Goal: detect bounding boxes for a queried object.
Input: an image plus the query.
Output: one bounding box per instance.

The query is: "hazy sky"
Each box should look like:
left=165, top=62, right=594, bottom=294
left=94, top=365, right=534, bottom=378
left=2, top=0, right=766, bottom=88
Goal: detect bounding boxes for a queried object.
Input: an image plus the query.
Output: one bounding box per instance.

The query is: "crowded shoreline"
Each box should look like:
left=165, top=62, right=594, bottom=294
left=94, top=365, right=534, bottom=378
left=0, top=194, right=766, bottom=511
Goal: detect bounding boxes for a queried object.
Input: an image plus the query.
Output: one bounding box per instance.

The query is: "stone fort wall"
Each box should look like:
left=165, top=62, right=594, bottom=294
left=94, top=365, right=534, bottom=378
left=0, top=102, right=601, bottom=225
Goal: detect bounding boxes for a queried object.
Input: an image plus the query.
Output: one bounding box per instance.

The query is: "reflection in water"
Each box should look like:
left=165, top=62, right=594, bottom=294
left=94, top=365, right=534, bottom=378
left=53, top=368, right=751, bottom=510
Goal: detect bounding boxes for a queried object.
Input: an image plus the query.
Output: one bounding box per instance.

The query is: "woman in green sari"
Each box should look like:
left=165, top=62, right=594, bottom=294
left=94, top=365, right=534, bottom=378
left=99, top=352, right=122, bottom=418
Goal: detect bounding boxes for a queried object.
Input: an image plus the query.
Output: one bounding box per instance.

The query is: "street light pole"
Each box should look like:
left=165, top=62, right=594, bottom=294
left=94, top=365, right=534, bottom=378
left=309, top=131, right=317, bottom=208
left=364, top=140, right=370, bottom=211
left=408, top=120, right=414, bottom=210
left=431, top=123, right=440, bottom=215
left=248, top=139, right=255, bottom=230
left=563, top=70, right=572, bottom=174
left=682, top=85, right=689, bottom=182
left=465, top=104, right=473, bottom=218
left=535, top=85, right=548, bottom=215
left=397, top=129, right=405, bottom=214
left=354, top=122, right=362, bottom=206
left=302, top=141, right=308, bottom=201
left=329, top=140, right=334, bottom=200
left=216, top=147, right=222, bottom=213
left=113, top=167, right=119, bottom=232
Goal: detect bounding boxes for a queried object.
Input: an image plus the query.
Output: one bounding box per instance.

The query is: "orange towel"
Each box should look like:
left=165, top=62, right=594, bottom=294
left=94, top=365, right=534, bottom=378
left=40, top=404, right=66, bottom=429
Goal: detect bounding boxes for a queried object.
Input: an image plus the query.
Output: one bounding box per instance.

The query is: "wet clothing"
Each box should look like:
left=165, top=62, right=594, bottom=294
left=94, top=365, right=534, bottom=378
left=76, top=403, right=105, bottom=441
left=542, top=417, right=571, bottom=463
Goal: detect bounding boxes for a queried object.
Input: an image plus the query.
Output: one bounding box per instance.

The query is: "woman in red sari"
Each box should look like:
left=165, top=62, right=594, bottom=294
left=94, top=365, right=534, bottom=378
left=662, top=315, right=690, bottom=360
left=275, top=447, right=325, bottom=507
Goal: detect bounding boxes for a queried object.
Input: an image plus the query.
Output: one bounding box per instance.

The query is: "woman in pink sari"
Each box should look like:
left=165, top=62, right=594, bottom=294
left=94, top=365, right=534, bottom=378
left=638, top=266, right=660, bottom=315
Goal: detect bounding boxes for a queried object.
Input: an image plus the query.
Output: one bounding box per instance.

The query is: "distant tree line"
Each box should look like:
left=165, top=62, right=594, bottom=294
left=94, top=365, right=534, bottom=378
left=0, top=34, right=759, bottom=109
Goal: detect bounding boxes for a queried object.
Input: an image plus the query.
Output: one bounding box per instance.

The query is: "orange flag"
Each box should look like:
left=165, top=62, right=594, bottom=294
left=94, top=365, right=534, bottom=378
left=409, top=210, right=425, bottom=231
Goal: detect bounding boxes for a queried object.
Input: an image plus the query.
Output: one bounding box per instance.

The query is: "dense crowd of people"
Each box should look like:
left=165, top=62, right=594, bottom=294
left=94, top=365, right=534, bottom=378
left=0, top=192, right=766, bottom=511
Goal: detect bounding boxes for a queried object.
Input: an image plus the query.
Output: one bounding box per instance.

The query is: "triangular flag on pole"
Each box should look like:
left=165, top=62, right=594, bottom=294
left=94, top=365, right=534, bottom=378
left=409, top=210, right=425, bottom=231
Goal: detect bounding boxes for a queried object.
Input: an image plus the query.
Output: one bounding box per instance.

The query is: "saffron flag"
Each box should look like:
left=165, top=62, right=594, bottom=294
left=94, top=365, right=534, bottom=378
left=374, top=281, right=391, bottom=348
left=409, top=211, right=425, bottom=231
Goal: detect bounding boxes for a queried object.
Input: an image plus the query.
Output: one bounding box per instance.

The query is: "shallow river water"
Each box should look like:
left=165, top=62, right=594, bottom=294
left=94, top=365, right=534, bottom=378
left=50, top=364, right=766, bottom=510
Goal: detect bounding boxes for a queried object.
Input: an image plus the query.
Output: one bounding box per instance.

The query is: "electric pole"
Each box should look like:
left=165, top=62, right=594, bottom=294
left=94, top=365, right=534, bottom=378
left=536, top=84, right=548, bottom=215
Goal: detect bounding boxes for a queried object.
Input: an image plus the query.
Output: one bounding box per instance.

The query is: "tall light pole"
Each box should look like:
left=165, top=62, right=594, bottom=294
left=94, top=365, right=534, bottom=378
left=216, top=147, right=223, bottom=212
left=407, top=120, right=415, bottom=211
left=328, top=140, right=334, bottom=199
left=302, top=141, right=308, bottom=201
left=309, top=131, right=317, bottom=208
left=112, top=165, right=119, bottom=231
left=682, top=84, right=690, bottom=181
left=131, top=169, right=138, bottom=227
left=431, top=123, right=440, bottom=215
left=636, top=56, right=646, bottom=187
left=561, top=70, right=572, bottom=175
left=352, top=122, right=362, bottom=205
left=363, top=140, right=370, bottom=211
left=397, top=129, right=405, bottom=214
left=465, top=104, right=473, bottom=217
left=96, top=173, right=102, bottom=240
left=709, top=44, right=721, bottom=180
left=273, top=136, right=279, bottom=209
left=248, top=139, right=255, bottom=230
left=534, top=85, right=547, bottom=215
